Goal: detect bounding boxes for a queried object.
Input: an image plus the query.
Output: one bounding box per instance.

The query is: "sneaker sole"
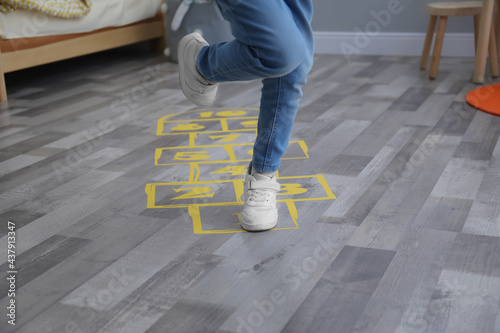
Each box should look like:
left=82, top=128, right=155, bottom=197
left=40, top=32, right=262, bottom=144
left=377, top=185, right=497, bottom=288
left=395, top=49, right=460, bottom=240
left=240, top=216, right=278, bottom=232
left=178, top=34, right=216, bottom=107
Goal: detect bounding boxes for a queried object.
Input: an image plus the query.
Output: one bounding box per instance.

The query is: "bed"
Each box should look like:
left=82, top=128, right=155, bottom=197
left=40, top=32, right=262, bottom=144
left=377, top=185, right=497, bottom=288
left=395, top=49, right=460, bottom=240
left=0, top=0, right=166, bottom=101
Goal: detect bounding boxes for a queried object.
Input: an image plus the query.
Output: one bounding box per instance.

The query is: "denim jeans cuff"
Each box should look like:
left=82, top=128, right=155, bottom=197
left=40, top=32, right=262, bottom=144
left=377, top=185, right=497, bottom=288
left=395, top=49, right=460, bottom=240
left=251, top=160, right=281, bottom=173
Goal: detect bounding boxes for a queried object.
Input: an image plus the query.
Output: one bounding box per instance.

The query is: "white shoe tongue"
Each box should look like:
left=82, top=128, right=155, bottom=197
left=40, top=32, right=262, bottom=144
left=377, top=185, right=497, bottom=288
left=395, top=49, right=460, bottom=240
left=252, top=172, right=274, bottom=181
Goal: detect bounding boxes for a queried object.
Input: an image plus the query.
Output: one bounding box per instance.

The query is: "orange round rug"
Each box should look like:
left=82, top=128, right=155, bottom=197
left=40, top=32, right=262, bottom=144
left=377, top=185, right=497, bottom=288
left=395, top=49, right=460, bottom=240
left=466, top=83, right=500, bottom=116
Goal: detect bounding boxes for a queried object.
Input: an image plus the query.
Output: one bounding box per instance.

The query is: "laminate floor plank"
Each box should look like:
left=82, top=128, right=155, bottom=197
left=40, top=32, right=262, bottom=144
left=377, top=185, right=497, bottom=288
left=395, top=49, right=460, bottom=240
left=425, top=234, right=500, bottom=333
left=0, top=215, right=168, bottom=333
left=413, top=196, right=474, bottom=233
left=0, top=130, right=40, bottom=151
left=0, top=154, right=46, bottom=178
left=283, top=245, right=396, bottom=333
left=322, top=126, right=419, bottom=220
left=321, top=125, right=433, bottom=226
left=59, top=226, right=218, bottom=314
left=0, top=165, right=88, bottom=214
left=1, top=47, right=499, bottom=332
left=0, top=234, right=91, bottom=291
left=462, top=136, right=500, bottom=237
left=0, top=175, right=138, bottom=259
left=354, top=228, right=457, bottom=333
left=0, top=132, right=68, bottom=159
left=346, top=134, right=462, bottom=251
left=168, top=223, right=356, bottom=333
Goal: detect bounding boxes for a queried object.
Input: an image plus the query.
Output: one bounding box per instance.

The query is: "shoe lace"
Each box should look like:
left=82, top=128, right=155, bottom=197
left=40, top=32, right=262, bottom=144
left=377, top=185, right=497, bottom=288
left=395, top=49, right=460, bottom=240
left=247, top=189, right=272, bottom=206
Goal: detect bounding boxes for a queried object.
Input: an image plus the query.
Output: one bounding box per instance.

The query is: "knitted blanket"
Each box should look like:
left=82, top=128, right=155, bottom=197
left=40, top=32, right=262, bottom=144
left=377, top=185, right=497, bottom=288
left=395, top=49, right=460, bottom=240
left=0, top=0, right=91, bottom=18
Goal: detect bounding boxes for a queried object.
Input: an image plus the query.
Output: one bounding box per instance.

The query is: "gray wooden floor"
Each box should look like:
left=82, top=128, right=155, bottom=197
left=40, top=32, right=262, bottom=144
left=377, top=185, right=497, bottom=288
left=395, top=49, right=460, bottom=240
left=1, top=43, right=500, bottom=333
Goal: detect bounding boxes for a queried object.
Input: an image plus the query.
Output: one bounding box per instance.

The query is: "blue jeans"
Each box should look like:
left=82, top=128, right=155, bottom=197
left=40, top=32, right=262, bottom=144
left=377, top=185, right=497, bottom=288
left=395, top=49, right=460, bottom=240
left=196, top=0, right=314, bottom=173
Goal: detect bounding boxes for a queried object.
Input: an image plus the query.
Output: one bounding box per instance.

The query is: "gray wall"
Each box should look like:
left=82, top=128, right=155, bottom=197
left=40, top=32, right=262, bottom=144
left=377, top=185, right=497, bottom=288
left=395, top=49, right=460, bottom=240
left=312, top=0, right=473, bottom=33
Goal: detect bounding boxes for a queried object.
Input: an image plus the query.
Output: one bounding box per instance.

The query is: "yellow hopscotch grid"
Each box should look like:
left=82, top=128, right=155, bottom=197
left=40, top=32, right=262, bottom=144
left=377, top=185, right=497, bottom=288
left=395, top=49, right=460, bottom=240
left=145, top=179, right=245, bottom=209
left=146, top=107, right=336, bottom=234
left=154, top=141, right=310, bottom=166
left=188, top=200, right=300, bottom=234
left=188, top=132, right=258, bottom=147
left=156, top=108, right=260, bottom=136
left=144, top=174, right=336, bottom=209
left=156, top=120, right=258, bottom=136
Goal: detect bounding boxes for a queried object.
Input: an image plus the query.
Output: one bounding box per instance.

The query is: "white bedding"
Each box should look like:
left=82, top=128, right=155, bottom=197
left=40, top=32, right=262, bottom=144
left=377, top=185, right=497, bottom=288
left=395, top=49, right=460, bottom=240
left=0, top=0, right=162, bottom=39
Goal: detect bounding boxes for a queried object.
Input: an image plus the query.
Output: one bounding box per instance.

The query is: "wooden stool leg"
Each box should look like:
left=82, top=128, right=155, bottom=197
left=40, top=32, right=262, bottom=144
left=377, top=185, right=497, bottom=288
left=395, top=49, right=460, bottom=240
left=429, top=16, right=448, bottom=79
left=420, top=15, right=438, bottom=70
left=0, top=49, right=7, bottom=101
left=474, top=14, right=480, bottom=53
left=489, top=24, right=499, bottom=77
left=0, top=73, right=6, bottom=102
left=496, top=10, right=500, bottom=55
left=473, top=0, right=495, bottom=84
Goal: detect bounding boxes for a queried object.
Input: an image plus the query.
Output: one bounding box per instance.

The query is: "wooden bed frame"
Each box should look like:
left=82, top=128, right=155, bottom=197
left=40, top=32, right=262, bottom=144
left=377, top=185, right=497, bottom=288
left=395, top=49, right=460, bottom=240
left=0, top=8, right=166, bottom=101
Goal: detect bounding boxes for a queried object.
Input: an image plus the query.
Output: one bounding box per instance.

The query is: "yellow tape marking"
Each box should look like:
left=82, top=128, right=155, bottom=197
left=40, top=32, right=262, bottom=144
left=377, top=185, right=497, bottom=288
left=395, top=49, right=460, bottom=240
left=172, top=187, right=215, bottom=200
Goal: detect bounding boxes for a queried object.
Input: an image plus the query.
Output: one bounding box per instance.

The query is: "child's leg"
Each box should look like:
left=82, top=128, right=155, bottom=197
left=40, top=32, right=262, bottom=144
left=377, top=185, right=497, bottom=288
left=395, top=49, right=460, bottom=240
left=197, top=0, right=314, bottom=172
left=186, top=0, right=314, bottom=231
left=253, top=54, right=314, bottom=173
left=197, top=0, right=313, bottom=83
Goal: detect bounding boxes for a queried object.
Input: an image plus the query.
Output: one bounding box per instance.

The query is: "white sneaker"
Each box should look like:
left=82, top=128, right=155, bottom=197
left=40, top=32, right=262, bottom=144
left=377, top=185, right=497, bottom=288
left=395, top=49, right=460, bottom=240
left=241, top=164, right=281, bottom=231
left=177, top=32, right=218, bottom=106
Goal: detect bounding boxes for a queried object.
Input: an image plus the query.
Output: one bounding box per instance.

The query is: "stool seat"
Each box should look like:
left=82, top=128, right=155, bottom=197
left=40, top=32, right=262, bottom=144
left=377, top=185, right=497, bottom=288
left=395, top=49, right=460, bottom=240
left=426, top=1, right=484, bottom=16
